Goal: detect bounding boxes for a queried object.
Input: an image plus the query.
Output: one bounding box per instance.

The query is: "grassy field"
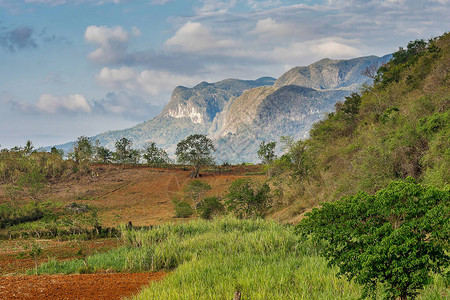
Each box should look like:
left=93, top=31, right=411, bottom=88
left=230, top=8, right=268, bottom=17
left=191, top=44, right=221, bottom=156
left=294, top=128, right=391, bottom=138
left=34, top=217, right=449, bottom=299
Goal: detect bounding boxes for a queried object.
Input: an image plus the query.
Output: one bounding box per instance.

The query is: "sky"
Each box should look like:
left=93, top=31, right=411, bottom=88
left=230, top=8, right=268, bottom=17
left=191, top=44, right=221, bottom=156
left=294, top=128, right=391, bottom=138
left=0, top=0, right=448, bottom=149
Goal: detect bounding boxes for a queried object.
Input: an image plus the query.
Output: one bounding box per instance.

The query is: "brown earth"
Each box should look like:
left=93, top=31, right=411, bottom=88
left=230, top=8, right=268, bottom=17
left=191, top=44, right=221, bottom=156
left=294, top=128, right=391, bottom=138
left=0, top=238, right=121, bottom=276
left=0, top=272, right=165, bottom=299
left=2, top=164, right=265, bottom=227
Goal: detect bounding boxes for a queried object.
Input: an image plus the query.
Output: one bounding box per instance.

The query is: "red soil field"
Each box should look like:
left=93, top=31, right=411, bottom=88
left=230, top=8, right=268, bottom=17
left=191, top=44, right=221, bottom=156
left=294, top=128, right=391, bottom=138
left=0, top=272, right=165, bottom=299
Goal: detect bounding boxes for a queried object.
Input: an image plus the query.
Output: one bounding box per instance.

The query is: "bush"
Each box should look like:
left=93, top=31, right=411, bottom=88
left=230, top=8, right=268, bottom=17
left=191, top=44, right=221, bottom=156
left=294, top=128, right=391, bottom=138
left=173, top=199, right=194, bottom=218
left=298, top=178, right=450, bottom=299
left=197, top=196, right=225, bottom=219
left=225, top=178, right=272, bottom=218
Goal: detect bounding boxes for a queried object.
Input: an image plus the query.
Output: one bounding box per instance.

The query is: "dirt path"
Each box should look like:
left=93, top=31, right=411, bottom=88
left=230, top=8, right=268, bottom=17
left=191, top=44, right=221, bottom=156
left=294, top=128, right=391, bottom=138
left=0, top=272, right=165, bottom=299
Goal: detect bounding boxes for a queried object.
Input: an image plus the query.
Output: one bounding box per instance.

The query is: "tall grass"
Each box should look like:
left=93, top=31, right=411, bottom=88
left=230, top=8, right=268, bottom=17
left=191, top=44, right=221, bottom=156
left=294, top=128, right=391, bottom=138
left=34, top=217, right=448, bottom=299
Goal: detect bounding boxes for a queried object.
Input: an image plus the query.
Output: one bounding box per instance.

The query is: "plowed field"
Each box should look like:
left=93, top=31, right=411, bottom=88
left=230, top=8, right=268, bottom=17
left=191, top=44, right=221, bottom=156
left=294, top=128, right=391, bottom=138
left=0, top=272, right=165, bottom=299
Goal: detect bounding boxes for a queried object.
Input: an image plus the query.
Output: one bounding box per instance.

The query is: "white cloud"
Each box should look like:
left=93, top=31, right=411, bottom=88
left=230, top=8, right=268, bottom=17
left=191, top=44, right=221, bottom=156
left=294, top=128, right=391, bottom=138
left=165, top=21, right=236, bottom=52
left=96, top=67, right=201, bottom=97
left=131, top=26, right=141, bottom=36
left=84, top=25, right=130, bottom=64
left=271, top=38, right=362, bottom=65
left=247, top=0, right=281, bottom=10
left=251, top=18, right=296, bottom=37
left=195, top=0, right=237, bottom=15
left=36, top=94, right=92, bottom=113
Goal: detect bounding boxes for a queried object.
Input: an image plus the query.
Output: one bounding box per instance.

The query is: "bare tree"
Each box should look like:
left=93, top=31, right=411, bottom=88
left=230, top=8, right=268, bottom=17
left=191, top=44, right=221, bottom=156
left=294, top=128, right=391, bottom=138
left=361, top=63, right=379, bottom=79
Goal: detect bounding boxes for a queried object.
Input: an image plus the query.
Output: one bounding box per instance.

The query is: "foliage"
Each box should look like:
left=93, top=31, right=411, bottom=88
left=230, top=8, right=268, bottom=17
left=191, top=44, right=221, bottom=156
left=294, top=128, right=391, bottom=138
left=0, top=202, right=44, bottom=228
left=50, top=146, right=64, bottom=157
left=94, top=144, right=113, bottom=163
left=13, top=170, right=47, bottom=202
left=0, top=142, right=74, bottom=184
left=298, top=178, right=450, bottom=299
left=175, top=134, right=215, bottom=178
left=34, top=217, right=448, bottom=299
left=183, top=179, right=211, bottom=206
left=225, top=178, right=272, bottom=218
left=114, top=137, right=140, bottom=164
left=70, top=136, right=94, bottom=165
left=143, top=142, right=170, bottom=165
left=267, top=33, right=450, bottom=218
left=257, top=141, right=277, bottom=164
left=172, top=199, right=194, bottom=218
left=196, top=196, right=225, bottom=219
left=376, top=39, right=432, bottom=87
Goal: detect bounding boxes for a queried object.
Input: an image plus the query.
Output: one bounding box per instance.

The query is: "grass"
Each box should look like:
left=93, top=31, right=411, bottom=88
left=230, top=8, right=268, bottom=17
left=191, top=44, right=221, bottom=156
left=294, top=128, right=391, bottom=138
left=33, top=217, right=449, bottom=299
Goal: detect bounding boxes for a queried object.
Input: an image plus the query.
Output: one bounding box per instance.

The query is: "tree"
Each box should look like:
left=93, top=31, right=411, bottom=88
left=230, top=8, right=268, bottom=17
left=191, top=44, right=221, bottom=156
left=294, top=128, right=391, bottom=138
left=298, top=178, right=450, bottom=299
left=143, top=142, right=170, bottom=165
left=24, top=140, right=34, bottom=155
left=361, top=63, right=380, bottom=79
left=225, top=178, right=272, bottom=218
left=257, top=141, right=277, bottom=164
left=95, top=145, right=113, bottom=163
left=114, top=137, right=140, bottom=164
left=70, top=136, right=93, bottom=164
left=50, top=147, right=64, bottom=158
left=175, top=134, right=215, bottom=178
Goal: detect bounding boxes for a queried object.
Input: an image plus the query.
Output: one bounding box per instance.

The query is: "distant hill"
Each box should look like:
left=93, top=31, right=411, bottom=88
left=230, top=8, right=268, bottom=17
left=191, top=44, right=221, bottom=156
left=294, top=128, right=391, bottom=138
left=51, top=55, right=391, bottom=163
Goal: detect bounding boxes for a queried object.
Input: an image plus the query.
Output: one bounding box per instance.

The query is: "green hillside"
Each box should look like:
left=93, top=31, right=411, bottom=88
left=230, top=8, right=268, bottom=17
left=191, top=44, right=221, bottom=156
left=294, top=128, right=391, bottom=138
left=271, top=33, right=450, bottom=222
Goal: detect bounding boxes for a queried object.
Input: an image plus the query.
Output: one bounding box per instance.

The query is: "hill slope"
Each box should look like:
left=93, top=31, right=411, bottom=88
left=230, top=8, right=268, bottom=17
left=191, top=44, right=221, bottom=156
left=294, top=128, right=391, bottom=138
left=270, top=33, right=450, bottom=222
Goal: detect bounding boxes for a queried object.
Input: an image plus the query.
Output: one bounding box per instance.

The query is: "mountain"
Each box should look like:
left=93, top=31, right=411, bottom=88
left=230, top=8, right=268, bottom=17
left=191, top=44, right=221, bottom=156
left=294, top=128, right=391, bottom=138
left=52, top=55, right=391, bottom=163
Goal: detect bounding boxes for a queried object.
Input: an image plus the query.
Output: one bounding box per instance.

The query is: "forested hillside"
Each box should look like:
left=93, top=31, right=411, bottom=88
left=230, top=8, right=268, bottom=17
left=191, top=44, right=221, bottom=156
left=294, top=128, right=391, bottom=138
left=271, top=33, right=449, bottom=222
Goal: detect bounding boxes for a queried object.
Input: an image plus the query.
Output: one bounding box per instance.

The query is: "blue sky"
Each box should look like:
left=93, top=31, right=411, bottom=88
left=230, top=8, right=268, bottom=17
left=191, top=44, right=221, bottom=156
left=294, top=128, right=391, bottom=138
left=0, top=0, right=448, bottom=148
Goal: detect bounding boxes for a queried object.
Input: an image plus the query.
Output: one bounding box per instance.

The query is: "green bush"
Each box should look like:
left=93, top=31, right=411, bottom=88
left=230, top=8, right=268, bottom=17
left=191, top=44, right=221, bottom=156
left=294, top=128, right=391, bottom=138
left=196, top=196, right=225, bottom=219
left=173, top=199, right=194, bottom=218
left=298, top=178, right=450, bottom=299
left=225, top=178, right=272, bottom=218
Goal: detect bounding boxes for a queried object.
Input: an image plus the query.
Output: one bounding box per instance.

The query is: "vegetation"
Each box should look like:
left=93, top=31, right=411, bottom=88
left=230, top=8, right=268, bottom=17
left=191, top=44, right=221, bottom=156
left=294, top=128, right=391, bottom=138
left=33, top=217, right=448, bottom=299
left=225, top=178, right=272, bottom=218
left=299, top=178, right=450, bottom=299
left=70, top=136, right=94, bottom=166
left=268, top=33, right=450, bottom=218
left=183, top=179, right=211, bottom=207
left=257, top=141, right=277, bottom=164
left=172, top=199, right=194, bottom=218
left=114, top=137, right=140, bottom=164
left=143, top=142, right=170, bottom=166
left=175, top=134, right=215, bottom=178
left=1, top=34, right=449, bottom=300
left=196, top=196, right=225, bottom=219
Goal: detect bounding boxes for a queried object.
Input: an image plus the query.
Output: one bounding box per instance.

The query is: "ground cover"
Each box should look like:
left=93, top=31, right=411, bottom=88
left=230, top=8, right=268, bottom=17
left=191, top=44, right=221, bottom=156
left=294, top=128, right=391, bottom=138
left=30, top=217, right=450, bottom=299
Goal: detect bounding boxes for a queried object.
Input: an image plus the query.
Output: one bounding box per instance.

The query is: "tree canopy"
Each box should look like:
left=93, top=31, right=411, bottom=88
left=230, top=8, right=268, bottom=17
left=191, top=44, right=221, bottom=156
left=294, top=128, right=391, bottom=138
left=175, top=134, right=215, bottom=178
left=257, top=141, right=277, bottom=164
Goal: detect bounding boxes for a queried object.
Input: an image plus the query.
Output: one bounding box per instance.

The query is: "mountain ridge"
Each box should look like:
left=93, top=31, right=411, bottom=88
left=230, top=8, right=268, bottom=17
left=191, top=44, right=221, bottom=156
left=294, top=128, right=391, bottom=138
left=49, top=54, right=391, bottom=163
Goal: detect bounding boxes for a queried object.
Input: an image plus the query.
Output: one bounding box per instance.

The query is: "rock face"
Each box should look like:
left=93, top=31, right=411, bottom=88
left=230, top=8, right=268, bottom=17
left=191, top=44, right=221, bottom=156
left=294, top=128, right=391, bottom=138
left=53, top=54, right=391, bottom=163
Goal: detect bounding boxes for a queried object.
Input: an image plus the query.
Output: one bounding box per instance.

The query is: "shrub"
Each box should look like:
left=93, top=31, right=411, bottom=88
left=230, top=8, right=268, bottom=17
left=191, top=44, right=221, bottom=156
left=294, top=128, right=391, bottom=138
left=225, top=178, right=272, bottom=218
left=197, top=196, right=225, bottom=219
left=298, top=178, right=450, bottom=299
left=173, top=199, right=194, bottom=218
